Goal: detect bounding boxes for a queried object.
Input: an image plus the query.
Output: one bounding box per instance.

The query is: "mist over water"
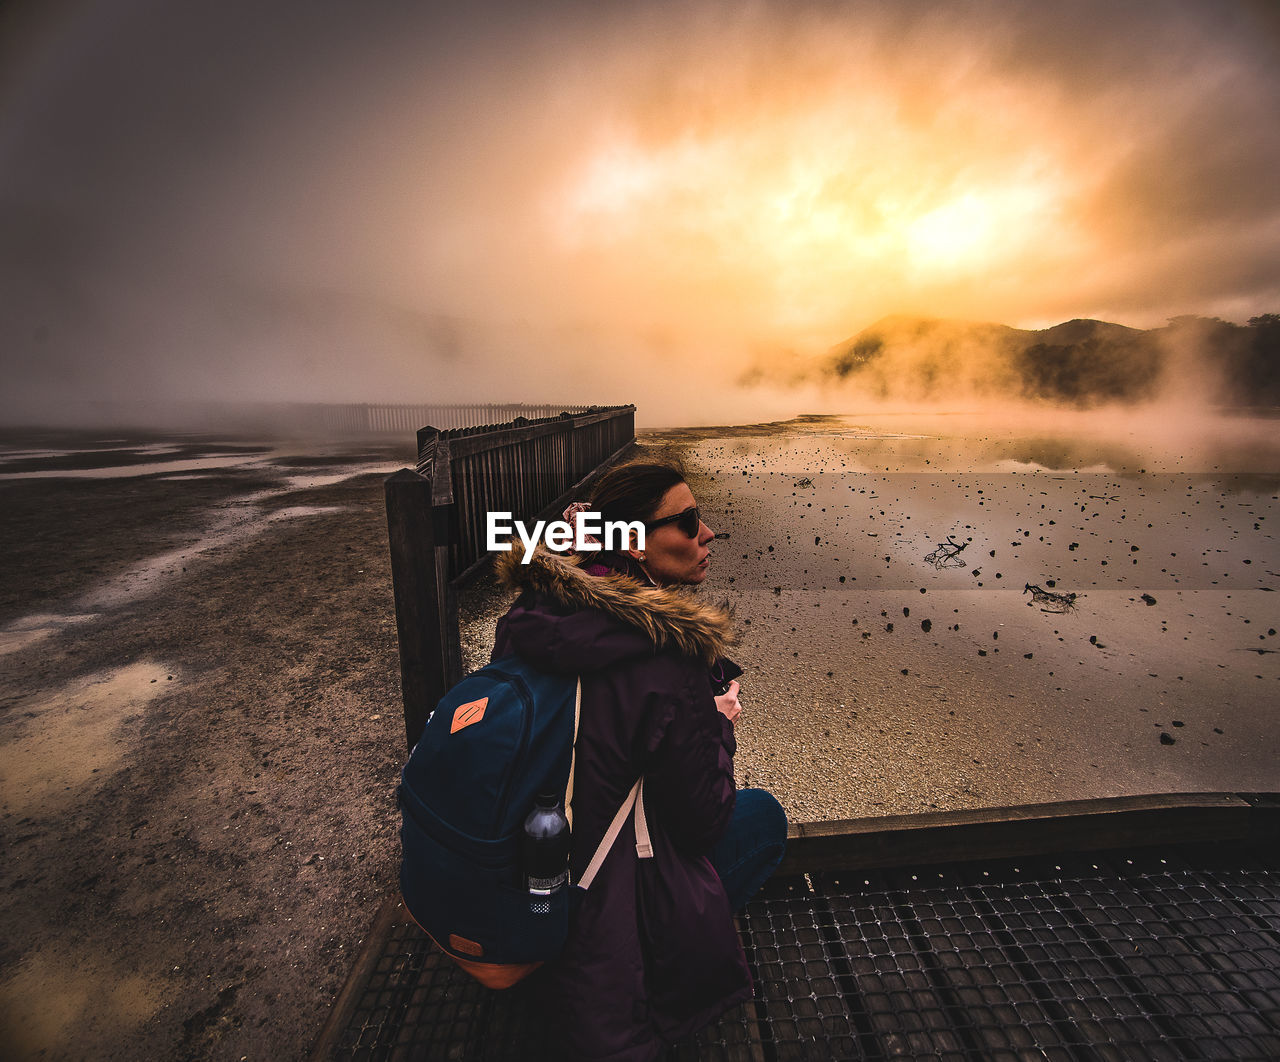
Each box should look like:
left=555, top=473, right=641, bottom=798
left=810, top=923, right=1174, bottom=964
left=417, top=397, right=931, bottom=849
left=793, top=408, right=1280, bottom=477
left=2, top=1, right=1278, bottom=429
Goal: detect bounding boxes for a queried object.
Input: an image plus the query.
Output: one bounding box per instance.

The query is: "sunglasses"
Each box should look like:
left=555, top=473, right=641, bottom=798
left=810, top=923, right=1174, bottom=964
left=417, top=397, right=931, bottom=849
left=645, top=506, right=701, bottom=538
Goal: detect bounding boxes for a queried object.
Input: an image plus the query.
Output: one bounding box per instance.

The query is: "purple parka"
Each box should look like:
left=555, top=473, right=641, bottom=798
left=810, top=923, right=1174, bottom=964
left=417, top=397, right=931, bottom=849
left=491, top=546, right=752, bottom=1060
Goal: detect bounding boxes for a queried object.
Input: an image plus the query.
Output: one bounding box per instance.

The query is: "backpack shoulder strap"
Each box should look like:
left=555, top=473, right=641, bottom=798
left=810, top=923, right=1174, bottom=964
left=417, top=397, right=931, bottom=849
left=633, top=777, right=652, bottom=859
left=568, top=674, right=655, bottom=891
left=576, top=776, right=653, bottom=891
left=564, top=677, right=582, bottom=830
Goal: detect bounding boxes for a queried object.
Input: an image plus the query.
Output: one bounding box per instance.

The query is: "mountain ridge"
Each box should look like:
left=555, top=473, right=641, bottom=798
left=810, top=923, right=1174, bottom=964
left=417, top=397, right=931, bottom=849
left=823, top=313, right=1279, bottom=405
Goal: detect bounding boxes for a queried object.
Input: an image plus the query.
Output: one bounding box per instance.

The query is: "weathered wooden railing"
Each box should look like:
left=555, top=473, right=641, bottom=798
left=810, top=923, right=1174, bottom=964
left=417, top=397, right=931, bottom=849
left=316, top=402, right=599, bottom=435
left=384, top=406, right=636, bottom=748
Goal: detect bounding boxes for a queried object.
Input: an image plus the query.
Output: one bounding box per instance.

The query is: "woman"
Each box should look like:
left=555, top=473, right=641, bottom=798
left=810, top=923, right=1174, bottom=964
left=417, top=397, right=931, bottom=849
left=491, top=457, right=787, bottom=1060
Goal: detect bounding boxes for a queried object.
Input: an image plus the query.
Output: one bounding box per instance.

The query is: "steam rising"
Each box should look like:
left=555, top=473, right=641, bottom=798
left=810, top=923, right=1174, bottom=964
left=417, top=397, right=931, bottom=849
left=2, top=0, right=1278, bottom=426
left=753, top=314, right=1280, bottom=410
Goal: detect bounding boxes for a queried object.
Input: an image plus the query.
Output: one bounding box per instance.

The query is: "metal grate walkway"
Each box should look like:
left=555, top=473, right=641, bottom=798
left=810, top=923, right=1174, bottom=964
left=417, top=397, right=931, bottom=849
left=319, top=840, right=1280, bottom=1061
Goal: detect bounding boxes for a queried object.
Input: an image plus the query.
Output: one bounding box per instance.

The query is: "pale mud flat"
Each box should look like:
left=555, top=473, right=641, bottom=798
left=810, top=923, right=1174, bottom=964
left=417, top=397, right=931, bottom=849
left=650, top=409, right=1280, bottom=820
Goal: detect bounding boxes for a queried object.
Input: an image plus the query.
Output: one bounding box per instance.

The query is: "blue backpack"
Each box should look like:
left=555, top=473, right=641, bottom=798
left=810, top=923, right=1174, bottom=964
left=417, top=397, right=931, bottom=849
left=400, top=655, right=653, bottom=989
left=398, top=656, right=581, bottom=988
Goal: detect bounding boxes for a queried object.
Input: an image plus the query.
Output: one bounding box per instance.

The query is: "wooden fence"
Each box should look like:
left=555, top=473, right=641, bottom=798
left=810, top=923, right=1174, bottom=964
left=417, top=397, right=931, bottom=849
left=289, top=402, right=600, bottom=435
left=384, top=405, right=636, bottom=748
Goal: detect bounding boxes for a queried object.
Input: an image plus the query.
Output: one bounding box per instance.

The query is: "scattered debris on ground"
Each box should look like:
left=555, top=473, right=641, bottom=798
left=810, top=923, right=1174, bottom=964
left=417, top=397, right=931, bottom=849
left=1024, top=582, right=1080, bottom=613
left=925, top=536, right=969, bottom=569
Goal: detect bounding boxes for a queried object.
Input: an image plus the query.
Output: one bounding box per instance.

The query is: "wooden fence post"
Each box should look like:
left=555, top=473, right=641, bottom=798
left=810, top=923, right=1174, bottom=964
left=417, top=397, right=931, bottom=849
left=566, top=411, right=582, bottom=485
left=385, top=469, right=442, bottom=750
left=385, top=442, right=460, bottom=751
left=431, top=440, right=463, bottom=690
left=415, top=425, right=439, bottom=472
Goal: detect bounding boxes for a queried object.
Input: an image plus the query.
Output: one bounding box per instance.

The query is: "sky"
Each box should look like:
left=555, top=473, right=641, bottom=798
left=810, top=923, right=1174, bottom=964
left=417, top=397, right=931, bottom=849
left=2, top=0, right=1278, bottom=425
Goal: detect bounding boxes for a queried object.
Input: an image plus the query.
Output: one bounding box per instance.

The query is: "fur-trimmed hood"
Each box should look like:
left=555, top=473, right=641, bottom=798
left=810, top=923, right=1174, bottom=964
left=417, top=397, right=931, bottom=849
left=494, top=545, right=733, bottom=666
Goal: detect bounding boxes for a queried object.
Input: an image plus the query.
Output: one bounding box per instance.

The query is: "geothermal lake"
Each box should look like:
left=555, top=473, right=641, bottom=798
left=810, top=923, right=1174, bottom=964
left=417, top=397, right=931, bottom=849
left=652, top=408, right=1280, bottom=820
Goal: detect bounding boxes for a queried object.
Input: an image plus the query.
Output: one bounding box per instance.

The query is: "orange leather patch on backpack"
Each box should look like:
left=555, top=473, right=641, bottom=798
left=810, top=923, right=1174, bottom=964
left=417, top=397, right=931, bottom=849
left=450, top=697, right=488, bottom=734
left=449, top=933, right=484, bottom=957
left=412, top=914, right=545, bottom=990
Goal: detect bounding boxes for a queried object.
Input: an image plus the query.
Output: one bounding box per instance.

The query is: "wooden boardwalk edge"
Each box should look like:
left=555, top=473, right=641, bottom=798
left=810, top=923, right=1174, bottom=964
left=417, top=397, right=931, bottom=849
left=309, top=791, right=1280, bottom=1060
left=775, top=790, right=1280, bottom=875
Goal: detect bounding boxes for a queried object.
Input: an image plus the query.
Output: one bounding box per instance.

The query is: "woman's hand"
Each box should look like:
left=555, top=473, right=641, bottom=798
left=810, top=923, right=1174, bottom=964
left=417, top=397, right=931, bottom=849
left=714, top=679, right=741, bottom=727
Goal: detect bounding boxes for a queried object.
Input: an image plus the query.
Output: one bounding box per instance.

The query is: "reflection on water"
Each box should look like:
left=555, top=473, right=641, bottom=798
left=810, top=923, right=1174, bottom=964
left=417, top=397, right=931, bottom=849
left=0, top=435, right=388, bottom=635
left=818, top=408, right=1280, bottom=474
left=0, top=434, right=400, bottom=483
left=0, top=454, right=274, bottom=480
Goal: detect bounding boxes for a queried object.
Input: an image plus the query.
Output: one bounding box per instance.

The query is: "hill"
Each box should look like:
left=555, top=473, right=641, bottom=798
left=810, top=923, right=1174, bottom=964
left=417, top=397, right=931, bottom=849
left=822, top=314, right=1280, bottom=405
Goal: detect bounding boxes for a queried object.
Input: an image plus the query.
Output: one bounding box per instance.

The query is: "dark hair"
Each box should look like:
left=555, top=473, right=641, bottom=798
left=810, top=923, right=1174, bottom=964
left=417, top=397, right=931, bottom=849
left=589, top=456, right=688, bottom=526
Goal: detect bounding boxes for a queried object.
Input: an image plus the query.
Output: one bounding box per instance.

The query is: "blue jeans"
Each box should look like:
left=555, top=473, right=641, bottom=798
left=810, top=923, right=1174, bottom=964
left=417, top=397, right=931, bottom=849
left=708, top=788, right=788, bottom=912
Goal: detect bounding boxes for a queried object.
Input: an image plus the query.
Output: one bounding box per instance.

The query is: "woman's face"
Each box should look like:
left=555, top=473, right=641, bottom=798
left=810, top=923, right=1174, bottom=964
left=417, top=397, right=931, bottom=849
left=633, top=482, right=715, bottom=586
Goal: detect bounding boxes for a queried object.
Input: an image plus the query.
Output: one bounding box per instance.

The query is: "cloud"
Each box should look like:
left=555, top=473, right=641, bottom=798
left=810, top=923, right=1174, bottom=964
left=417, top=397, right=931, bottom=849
left=2, top=0, right=1278, bottom=424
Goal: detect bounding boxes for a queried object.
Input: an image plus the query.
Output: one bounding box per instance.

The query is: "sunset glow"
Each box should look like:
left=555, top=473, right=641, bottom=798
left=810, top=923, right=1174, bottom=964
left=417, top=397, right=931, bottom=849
left=2, top=0, right=1278, bottom=422
left=551, top=82, right=1085, bottom=342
